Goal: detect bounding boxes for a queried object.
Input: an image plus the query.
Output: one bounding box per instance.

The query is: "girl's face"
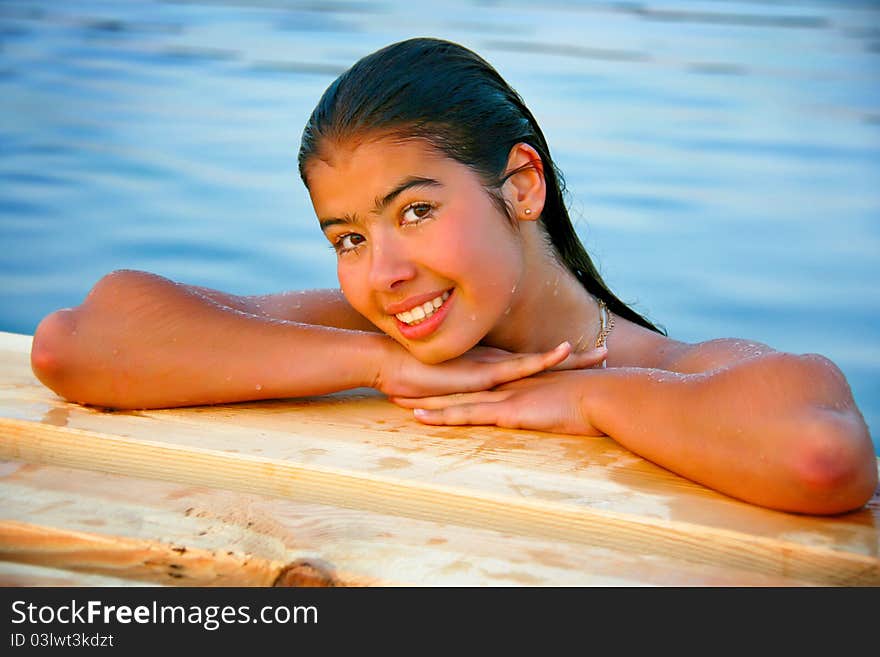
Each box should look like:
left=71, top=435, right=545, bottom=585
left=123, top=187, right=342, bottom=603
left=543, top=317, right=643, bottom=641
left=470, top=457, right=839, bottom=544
left=305, top=136, right=525, bottom=363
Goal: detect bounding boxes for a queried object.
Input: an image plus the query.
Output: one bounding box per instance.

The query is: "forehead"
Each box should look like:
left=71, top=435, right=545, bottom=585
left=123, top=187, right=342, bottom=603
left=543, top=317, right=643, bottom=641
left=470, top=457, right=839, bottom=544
left=305, top=136, right=471, bottom=213
left=307, top=134, right=446, bottom=175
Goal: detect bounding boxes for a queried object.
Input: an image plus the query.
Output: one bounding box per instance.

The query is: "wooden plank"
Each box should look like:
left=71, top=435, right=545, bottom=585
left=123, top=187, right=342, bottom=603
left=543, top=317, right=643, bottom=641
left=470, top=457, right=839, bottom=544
left=0, top=521, right=289, bottom=587
left=1, top=331, right=878, bottom=585
left=2, top=418, right=877, bottom=585
left=0, top=561, right=164, bottom=587
left=0, top=461, right=813, bottom=586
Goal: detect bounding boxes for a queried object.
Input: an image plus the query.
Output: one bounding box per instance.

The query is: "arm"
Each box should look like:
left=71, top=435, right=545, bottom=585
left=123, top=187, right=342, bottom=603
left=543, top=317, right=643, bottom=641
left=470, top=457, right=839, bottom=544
left=395, top=339, right=877, bottom=514
left=586, top=342, right=877, bottom=514
left=184, top=285, right=380, bottom=331
left=31, top=270, right=586, bottom=410
left=30, top=270, right=388, bottom=409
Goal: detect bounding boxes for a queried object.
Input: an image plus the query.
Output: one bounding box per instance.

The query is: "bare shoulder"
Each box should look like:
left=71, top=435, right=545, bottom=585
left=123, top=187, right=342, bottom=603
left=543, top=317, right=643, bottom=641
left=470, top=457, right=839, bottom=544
left=191, top=285, right=380, bottom=332
left=606, top=314, right=776, bottom=373
left=656, top=337, right=778, bottom=374
left=94, top=270, right=377, bottom=332
left=603, top=315, right=685, bottom=369
left=249, top=288, right=379, bottom=331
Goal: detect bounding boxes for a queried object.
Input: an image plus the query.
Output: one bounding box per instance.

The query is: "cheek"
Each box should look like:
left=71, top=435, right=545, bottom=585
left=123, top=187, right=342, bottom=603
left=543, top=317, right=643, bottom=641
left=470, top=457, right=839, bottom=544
left=435, top=213, right=523, bottom=299
left=336, top=262, right=372, bottom=316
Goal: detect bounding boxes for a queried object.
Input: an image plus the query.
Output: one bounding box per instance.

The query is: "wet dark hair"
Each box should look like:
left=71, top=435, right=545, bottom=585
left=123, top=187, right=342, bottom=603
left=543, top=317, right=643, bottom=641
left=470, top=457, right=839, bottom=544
left=298, top=37, right=665, bottom=335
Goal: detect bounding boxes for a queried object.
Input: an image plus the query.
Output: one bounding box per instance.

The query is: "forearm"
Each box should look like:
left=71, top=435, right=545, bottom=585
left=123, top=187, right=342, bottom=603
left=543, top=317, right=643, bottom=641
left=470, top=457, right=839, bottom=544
left=584, top=357, right=878, bottom=514
left=87, top=318, right=387, bottom=409
left=31, top=272, right=389, bottom=409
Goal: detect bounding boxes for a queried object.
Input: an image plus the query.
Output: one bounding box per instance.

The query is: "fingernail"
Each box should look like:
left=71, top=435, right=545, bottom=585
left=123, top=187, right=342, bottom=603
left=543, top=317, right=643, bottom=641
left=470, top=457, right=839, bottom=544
left=413, top=408, right=429, bottom=417
left=556, top=341, right=570, bottom=351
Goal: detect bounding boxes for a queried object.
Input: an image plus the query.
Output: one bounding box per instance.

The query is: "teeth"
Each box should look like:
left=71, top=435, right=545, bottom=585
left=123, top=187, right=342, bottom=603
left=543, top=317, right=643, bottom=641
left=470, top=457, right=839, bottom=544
left=395, top=291, right=450, bottom=325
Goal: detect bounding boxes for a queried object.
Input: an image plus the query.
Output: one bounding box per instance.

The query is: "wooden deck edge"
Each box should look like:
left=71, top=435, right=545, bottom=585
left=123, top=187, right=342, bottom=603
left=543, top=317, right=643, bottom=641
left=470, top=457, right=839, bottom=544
left=0, top=520, right=281, bottom=586
left=0, top=331, right=33, bottom=352
left=0, top=520, right=364, bottom=587
left=2, top=417, right=878, bottom=586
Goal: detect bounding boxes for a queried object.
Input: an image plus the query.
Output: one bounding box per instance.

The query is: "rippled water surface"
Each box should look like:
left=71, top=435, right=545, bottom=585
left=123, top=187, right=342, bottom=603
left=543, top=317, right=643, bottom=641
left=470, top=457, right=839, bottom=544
left=2, top=0, right=878, bottom=452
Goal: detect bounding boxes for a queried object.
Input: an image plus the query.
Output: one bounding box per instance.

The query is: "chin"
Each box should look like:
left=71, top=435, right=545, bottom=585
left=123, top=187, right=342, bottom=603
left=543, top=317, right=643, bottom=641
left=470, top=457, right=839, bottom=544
left=411, top=349, right=454, bottom=365
left=384, top=314, right=490, bottom=364
left=405, top=335, right=480, bottom=365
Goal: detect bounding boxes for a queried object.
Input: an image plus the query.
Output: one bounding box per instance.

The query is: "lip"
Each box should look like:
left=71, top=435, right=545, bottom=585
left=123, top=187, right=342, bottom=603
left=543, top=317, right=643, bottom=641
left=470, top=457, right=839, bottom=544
left=394, top=288, right=455, bottom=340
left=384, top=288, right=453, bottom=316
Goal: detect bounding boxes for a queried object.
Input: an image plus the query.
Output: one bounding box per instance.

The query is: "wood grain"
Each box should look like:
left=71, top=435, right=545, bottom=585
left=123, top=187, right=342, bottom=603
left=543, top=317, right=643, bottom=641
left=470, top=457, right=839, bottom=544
left=0, top=520, right=287, bottom=586
left=2, top=418, right=877, bottom=585
left=0, top=461, right=815, bottom=586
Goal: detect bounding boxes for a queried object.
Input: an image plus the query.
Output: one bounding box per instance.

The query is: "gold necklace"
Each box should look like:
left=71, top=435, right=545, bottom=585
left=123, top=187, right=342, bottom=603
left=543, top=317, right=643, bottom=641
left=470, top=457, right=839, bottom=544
left=595, top=297, right=614, bottom=349
left=573, top=297, right=615, bottom=358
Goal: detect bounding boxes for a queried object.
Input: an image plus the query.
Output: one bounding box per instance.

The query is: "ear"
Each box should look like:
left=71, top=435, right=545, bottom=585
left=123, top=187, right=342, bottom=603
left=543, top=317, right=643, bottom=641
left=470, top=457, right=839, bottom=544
left=502, top=142, right=546, bottom=222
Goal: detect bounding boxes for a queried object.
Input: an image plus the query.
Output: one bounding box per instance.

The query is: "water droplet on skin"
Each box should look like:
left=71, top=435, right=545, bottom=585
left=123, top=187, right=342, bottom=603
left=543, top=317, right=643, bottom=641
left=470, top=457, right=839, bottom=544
left=255, top=384, right=262, bottom=391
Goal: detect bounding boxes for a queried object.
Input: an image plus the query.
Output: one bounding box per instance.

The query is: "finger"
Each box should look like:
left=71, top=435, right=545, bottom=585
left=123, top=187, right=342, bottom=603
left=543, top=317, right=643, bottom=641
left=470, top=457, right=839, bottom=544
left=468, top=346, right=515, bottom=363
left=485, top=341, right=572, bottom=386
left=472, top=344, right=556, bottom=364
left=390, top=390, right=511, bottom=409
left=549, top=346, right=608, bottom=371
left=413, top=402, right=503, bottom=426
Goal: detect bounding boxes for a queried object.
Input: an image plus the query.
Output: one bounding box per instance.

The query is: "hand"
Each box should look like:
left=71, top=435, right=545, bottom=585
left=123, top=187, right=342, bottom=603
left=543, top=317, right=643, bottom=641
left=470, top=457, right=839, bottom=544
left=389, top=368, right=606, bottom=436
left=374, top=340, right=607, bottom=399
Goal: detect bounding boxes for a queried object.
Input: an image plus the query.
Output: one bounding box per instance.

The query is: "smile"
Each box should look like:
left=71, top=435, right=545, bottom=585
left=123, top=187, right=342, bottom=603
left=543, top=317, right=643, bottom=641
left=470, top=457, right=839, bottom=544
left=394, top=290, right=451, bottom=326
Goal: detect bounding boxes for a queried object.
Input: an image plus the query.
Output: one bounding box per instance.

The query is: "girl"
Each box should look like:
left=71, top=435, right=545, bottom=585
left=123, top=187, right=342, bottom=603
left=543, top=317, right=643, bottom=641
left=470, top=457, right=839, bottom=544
left=30, top=38, right=876, bottom=515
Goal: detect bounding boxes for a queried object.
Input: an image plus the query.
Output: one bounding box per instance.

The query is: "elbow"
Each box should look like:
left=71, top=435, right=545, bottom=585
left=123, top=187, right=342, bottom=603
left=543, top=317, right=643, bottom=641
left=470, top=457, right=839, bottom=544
left=30, top=268, right=141, bottom=406
left=31, top=307, right=80, bottom=401
left=788, top=411, right=878, bottom=515
left=31, top=270, right=177, bottom=410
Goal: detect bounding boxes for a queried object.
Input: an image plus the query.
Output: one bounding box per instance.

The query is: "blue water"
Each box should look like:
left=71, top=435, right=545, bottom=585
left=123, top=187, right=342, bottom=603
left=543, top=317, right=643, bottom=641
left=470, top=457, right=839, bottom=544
left=2, top=0, right=878, bottom=453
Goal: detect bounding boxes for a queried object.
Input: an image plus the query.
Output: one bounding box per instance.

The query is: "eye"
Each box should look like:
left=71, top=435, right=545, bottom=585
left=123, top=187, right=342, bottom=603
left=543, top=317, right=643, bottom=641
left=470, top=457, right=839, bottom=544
left=334, top=232, right=366, bottom=254
left=401, top=202, right=435, bottom=224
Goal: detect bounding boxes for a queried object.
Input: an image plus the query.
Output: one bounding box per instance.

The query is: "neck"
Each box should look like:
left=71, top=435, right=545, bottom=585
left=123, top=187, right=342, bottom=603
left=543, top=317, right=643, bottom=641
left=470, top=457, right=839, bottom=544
left=483, top=226, right=602, bottom=354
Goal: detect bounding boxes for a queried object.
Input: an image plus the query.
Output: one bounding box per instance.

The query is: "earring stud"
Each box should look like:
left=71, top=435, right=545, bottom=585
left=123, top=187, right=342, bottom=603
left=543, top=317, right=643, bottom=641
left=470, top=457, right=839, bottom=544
left=524, top=208, right=532, bottom=216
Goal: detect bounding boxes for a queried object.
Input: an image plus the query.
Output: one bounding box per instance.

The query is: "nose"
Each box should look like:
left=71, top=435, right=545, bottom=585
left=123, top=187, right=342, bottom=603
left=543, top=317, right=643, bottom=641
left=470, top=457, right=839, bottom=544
left=367, top=232, right=417, bottom=291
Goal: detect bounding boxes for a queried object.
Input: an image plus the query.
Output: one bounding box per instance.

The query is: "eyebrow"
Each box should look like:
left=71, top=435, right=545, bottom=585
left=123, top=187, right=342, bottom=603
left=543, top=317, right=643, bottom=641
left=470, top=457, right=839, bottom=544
left=318, top=176, right=442, bottom=232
